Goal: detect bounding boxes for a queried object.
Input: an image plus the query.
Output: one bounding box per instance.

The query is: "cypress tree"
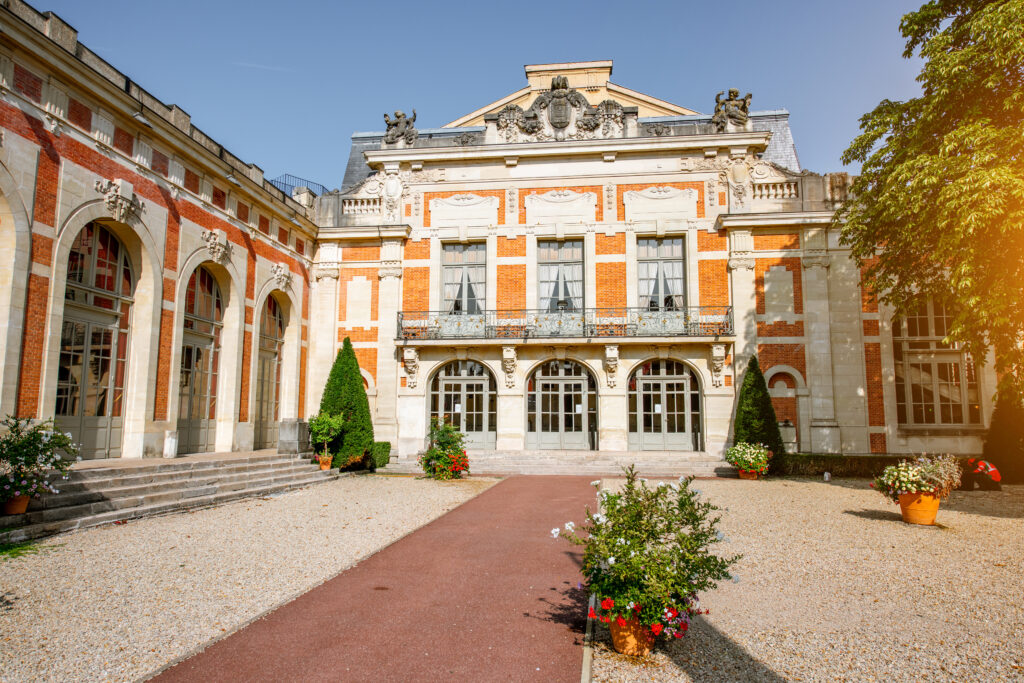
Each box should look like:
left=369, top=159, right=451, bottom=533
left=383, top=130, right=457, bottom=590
left=319, top=348, right=346, bottom=416
left=335, top=336, right=374, bottom=465
left=981, top=388, right=1024, bottom=484
left=733, top=355, right=786, bottom=457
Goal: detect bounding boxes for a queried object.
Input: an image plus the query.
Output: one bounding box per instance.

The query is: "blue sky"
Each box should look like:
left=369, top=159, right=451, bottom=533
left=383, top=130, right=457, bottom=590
left=39, top=0, right=924, bottom=188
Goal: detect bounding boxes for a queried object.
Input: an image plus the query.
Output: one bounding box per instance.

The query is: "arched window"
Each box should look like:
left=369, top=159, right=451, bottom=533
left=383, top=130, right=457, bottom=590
left=254, top=295, right=286, bottom=449
left=429, top=360, right=497, bottom=448
left=892, top=300, right=981, bottom=426
left=628, top=360, right=701, bottom=450
left=177, top=266, right=224, bottom=454
left=526, top=360, right=597, bottom=450
left=56, top=222, right=134, bottom=459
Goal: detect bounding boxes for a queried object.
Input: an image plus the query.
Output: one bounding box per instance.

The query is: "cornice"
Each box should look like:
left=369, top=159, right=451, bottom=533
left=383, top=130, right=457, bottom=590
left=364, top=131, right=772, bottom=167
left=316, top=225, right=412, bottom=241
left=715, top=212, right=835, bottom=229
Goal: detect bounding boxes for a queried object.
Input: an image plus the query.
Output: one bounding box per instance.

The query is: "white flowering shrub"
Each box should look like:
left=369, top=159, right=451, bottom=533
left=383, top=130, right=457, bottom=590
left=0, top=416, right=80, bottom=502
left=724, top=442, right=771, bottom=474
left=554, top=466, right=738, bottom=642
left=872, top=455, right=961, bottom=503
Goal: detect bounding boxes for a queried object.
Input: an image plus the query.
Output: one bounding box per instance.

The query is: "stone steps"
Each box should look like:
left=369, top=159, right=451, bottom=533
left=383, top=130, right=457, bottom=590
left=381, top=451, right=735, bottom=478
left=0, top=454, right=340, bottom=544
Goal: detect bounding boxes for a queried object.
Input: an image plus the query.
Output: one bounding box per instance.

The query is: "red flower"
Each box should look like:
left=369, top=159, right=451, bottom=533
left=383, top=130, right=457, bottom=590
left=601, top=597, right=614, bottom=610
left=633, top=604, right=642, bottom=612
left=666, top=608, right=678, bottom=620
left=650, top=623, right=664, bottom=636
left=588, top=607, right=597, bottom=619
left=674, top=632, right=683, bottom=639
left=615, top=615, right=627, bottom=627
left=600, top=616, right=609, bottom=623
left=681, top=622, right=689, bottom=631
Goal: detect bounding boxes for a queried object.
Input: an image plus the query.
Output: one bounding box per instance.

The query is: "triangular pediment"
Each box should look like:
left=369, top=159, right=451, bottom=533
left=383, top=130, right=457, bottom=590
left=444, top=61, right=699, bottom=127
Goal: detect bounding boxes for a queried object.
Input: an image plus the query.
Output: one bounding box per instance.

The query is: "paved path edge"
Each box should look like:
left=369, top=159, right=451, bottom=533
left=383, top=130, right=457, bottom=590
left=140, top=475, right=502, bottom=682
left=580, top=593, right=596, bottom=683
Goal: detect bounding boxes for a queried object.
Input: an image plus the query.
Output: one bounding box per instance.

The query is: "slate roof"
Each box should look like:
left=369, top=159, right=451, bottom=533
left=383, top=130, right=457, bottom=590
left=338, top=110, right=801, bottom=191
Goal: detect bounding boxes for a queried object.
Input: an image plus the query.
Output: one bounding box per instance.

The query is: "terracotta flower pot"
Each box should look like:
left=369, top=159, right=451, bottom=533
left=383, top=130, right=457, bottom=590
left=737, top=469, right=759, bottom=480
left=609, top=617, right=655, bottom=656
left=898, top=492, right=940, bottom=525
left=319, top=461, right=331, bottom=471
left=3, top=494, right=30, bottom=515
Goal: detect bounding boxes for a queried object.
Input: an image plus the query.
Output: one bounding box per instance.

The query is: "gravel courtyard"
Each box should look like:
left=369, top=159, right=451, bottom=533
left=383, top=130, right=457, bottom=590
left=592, top=478, right=1024, bottom=683
left=0, top=474, right=495, bottom=683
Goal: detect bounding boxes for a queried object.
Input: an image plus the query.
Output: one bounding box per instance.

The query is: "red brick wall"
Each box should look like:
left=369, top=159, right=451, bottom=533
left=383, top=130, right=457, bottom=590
left=861, top=258, right=879, bottom=313
left=112, top=127, right=133, bottom=156
left=698, top=260, right=729, bottom=306
left=697, top=230, right=727, bottom=252
left=151, top=149, right=169, bottom=177
left=864, top=342, right=885, bottom=426
left=342, top=246, right=381, bottom=261
left=354, top=347, right=377, bottom=381
left=67, top=98, right=92, bottom=131
left=758, top=321, right=805, bottom=337
left=757, top=343, right=806, bottom=379
left=870, top=433, right=887, bottom=454
left=184, top=169, right=200, bottom=194
left=404, top=239, right=430, bottom=259
left=497, top=236, right=525, bottom=257
left=753, top=233, right=800, bottom=250
left=15, top=274, right=49, bottom=417
left=596, top=262, right=626, bottom=307
left=153, top=309, right=175, bottom=421
left=212, top=187, right=226, bottom=209
left=862, top=319, right=880, bottom=336
left=771, top=396, right=797, bottom=426
left=496, top=265, right=525, bottom=310
left=402, top=268, right=430, bottom=310
left=616, top=182, right=704, bottom=221
left=13, top=64, right=41, bottom=102
left=595, top=233, right=625, bottom=255
left=337, top=328, right=379, bottom=342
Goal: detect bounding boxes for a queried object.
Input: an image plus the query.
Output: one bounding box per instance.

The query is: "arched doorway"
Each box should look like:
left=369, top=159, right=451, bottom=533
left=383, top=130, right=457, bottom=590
left=254, top=295, right=285, bottom=449
left=628, top=360, right=701, bottom=450
left=526, top=360, right=597, bottom=450
left=177, top=266, right=224, bottom=454
left=55, top=222, right=133, bottom=459
left=429, top=360, right=496, bottom=448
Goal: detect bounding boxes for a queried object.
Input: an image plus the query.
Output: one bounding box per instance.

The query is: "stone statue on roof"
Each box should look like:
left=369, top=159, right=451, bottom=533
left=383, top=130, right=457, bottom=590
left=711, top=89, right=752, bottom=132
left=383, top=109, right=418, bottom=145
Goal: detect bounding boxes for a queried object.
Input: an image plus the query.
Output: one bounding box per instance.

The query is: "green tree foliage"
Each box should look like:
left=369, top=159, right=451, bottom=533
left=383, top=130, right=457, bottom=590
left=836, top=0, right=1024, bottom=395
left=334, top=337, right=374, bottom=467
left=981, top=388, right=1024, bottom=483
left=733, top=356, right=786, bottom=457
left=319, top=349, right=346, bottom=416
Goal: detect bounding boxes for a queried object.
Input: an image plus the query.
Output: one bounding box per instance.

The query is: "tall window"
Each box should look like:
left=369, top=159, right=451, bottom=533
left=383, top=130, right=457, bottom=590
left=442, top=243, right=485, bottom=313
left=538, top=240, right=583, bottom=311
left=892, top=300, right=981, bottom=426
left=637, top=237, right=685, bottom=310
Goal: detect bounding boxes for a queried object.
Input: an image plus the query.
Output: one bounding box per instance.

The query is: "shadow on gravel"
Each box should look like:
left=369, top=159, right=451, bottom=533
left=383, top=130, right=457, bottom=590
left=843, top=508, right=906, bottom=523
left=662, top=616, right=788, bottom=682
left=0, top=591, right=16, bottom=613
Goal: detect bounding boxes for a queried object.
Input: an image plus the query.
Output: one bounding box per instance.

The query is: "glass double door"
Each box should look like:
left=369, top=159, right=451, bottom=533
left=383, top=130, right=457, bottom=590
left=437, top=378, right=495, bottom=448
left=630, top=377, right=699, bottom=450
left=177, top=334, right=218, bottom=455
left=54, top=316, right=126, bottom=460
left=528, top=379, right=595, bottom=450
left=254, top=350, right=280, bottom=449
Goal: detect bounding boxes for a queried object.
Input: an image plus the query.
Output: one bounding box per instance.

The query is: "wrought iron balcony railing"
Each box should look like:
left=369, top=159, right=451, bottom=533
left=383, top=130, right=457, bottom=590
left=397, top=306, right=733, bottom=341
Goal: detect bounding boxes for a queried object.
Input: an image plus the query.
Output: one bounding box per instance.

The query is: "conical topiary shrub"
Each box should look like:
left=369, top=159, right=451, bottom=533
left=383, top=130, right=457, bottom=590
left=733, top=355, right=786, bottom=458
left=981, top=387, right=1024, bottom=484
left=320, top=348, right=346, bottom=416
left=334, top=336, right=374, bottom=468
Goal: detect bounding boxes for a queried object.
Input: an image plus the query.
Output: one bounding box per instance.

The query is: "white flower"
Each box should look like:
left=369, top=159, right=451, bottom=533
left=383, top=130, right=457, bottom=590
left=590, top=480, right=601, bottom=487
left=564, top=521, right=575, bottom=532
left=716, top=532, right=725, bottom=541
left=608, top=556, right=616, bottom=565
left=616, top=537, right=625, bottom=545
left=551, top=528, right=560, bottom=538
left=593, top=513, right=607, bottom=524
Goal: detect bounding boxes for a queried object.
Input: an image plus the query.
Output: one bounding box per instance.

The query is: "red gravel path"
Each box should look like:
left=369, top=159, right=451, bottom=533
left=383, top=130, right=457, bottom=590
left=153, top=476, right=594, bottom=682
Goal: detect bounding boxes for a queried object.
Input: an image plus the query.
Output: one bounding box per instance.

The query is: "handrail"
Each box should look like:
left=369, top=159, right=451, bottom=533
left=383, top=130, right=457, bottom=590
left=396, top=306, right=733, bottom=340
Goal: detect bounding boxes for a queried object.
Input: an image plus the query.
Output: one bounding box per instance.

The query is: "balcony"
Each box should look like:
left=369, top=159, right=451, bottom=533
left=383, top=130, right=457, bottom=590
left=397, top=307, right=733, bottom=341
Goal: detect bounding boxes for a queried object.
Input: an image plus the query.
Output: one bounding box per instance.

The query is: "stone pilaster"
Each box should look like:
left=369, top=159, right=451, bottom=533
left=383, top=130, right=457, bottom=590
left=802, top=249, right=840, bottom=452
left=375, top=237, right=404, bottom=446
